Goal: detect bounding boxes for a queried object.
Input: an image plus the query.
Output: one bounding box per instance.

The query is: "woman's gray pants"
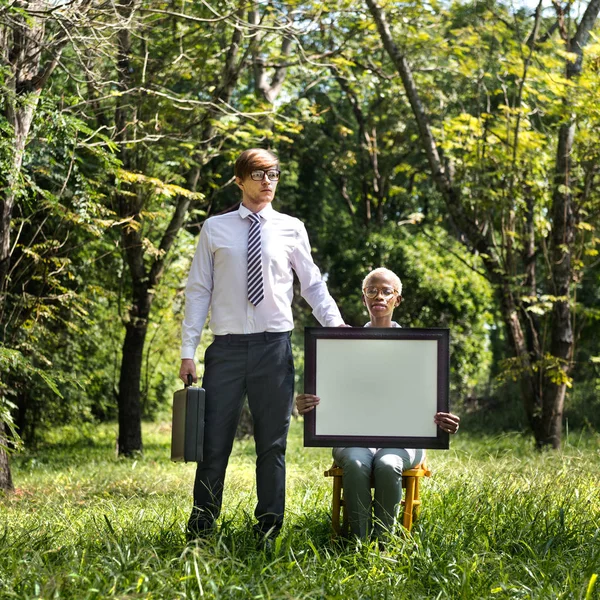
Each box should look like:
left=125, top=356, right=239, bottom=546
left=332, top=446, right=425, bottom=539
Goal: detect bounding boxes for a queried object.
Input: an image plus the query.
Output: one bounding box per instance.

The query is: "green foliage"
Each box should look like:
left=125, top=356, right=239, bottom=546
left=398, top=227, right=494, bottom=395
left=0, top=344, right=71, bottom=452
left=565, top=259, right=600, bottom=431
left=0, top=93, right=120, bottom=440
left=1, top=421, right=599, bottom=598
left=272, top=121, right=493, bottom=399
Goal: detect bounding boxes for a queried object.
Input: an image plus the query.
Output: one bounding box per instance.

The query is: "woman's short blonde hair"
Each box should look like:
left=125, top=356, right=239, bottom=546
left=362, top=267, right=402, bottom=296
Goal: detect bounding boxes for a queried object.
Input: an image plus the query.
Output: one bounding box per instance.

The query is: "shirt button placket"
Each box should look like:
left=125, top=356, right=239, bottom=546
left=246, top=303, right=255, bottom=334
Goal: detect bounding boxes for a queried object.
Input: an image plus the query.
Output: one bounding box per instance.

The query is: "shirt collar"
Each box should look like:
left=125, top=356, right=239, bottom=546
left=238, top=202, right=274, bottom=221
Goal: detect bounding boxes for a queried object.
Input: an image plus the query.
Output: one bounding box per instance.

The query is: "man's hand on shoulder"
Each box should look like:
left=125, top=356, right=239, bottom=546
left=180, top=359, right=197, bottom=385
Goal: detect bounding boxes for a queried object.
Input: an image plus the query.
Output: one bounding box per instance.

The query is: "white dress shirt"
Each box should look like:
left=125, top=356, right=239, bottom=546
left=181, top=203, right=344, bottom=359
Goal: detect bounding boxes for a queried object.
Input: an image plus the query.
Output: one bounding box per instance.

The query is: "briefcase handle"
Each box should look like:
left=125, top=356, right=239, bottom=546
left=186, top=374, right=193, bottom=388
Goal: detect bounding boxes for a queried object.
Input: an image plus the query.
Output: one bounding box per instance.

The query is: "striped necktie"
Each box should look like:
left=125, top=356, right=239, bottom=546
left=247, top=213, right=264, bottom=306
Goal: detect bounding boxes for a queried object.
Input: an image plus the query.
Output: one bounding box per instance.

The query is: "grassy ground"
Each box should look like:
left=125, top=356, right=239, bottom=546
left=1, top=420, right=599, bottom=599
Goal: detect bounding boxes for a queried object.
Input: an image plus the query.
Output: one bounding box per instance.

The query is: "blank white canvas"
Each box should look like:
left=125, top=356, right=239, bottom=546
left=315, top=338, right=438, bottom=438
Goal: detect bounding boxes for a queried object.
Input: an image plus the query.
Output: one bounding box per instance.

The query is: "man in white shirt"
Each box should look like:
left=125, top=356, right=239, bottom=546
left=180, top=148, right=345, bottom=543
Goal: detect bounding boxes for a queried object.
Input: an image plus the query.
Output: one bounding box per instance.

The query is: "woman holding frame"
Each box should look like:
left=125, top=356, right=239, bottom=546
left=296, top=267, right=460, bottom=541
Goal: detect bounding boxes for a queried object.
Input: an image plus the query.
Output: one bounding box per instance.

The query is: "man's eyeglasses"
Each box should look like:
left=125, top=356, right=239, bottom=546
left=363, top=286, right=398, bottom=300
left=250, top=169, right=281, bottom=181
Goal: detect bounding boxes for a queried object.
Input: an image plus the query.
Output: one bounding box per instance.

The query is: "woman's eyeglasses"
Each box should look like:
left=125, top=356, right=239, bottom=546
left=363, top=287, right=398, bottom=300
left=250, top=169, right=281, bottom=181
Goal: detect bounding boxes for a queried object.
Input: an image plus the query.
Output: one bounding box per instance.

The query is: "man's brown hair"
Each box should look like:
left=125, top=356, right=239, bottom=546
left=234, top=148, right=279, bottom=180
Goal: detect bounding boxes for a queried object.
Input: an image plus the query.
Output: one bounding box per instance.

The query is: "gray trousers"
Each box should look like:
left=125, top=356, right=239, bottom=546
left=332, top=446, right=425, bottom=539
left=191, top=332, right=294, bottom=535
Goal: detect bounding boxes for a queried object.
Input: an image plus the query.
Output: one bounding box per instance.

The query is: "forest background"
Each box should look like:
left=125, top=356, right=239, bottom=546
left=1, top=0, right=600, bottom=493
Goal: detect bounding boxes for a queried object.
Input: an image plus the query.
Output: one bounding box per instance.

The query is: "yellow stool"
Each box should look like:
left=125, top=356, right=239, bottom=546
left=324, top=463, right=431, bottom=535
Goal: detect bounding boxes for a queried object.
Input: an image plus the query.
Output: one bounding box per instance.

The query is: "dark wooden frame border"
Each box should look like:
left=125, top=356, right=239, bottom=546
left=303, top=327, right=450, bottom=449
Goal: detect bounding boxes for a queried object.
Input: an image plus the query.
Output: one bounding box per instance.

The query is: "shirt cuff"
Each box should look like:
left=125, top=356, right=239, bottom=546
left=180, top=346, right=197, bottom=360
left=326, top=316, right=345, bottom=327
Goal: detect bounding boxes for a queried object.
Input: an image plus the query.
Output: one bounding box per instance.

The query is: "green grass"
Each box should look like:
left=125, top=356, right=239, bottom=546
left=1, top=421, right=600, bottom=599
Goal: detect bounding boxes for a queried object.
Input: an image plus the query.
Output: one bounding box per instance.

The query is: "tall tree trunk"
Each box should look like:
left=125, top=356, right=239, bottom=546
left=117, top=295, right=149, bottom=455
left=113, top=0, right=143, bottom=455
left=539, top=123, right=575, bottom=449
left=0, top=99, right=42, bottom=293
left=0, top=1, right=48, bottom=299
left=116, top=193, right=194, bottom=455
left=496, top=274, right=542, bottom=435
left=0, top=424, right=14, bottom=492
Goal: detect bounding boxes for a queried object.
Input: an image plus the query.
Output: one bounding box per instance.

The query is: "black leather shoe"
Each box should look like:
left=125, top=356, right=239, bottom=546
left=187, top=510, right=215, bottom=542
left=254, top=524, right=280, bottom=553
left=256, top=534, right=276, bottom=554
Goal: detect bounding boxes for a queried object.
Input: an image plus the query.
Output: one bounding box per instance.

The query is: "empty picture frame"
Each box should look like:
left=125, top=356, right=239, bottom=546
left=303, top=327, right=450, bottom=449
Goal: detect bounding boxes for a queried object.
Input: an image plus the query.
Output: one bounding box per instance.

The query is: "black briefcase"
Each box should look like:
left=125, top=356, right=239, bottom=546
left=171, top=375, right=206, bottom=462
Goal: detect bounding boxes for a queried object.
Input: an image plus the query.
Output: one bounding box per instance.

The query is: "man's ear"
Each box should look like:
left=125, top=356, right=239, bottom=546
left=395, top=295, right=402, bottom=307
left=235, top=176, right=244, bottom=190
left=362, top=295, right=367, bottom=307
